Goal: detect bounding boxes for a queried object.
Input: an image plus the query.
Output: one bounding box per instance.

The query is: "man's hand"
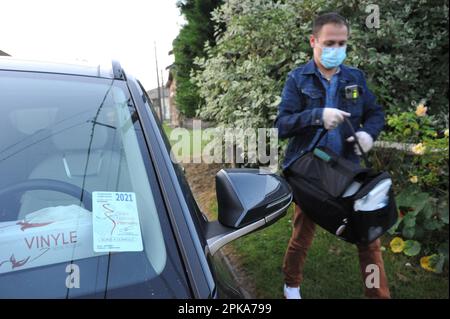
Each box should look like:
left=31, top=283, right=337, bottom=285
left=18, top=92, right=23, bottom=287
left=322, top=108, right=351, bottom=130
left=346, top=131, right=374, bottom=155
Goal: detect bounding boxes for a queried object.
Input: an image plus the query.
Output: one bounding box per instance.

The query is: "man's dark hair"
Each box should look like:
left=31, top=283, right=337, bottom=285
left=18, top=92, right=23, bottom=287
left=312, top=12, right=349, bottom=36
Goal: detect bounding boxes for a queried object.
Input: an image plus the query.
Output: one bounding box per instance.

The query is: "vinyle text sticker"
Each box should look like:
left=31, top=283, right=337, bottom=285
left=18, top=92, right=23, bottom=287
left=92, top=192, right=143, bottom=252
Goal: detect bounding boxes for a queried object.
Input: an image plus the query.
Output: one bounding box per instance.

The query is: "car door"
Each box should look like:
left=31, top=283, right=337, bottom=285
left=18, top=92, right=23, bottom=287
left=0, top=70, right=192, bottom=298
left=126, top=76, right=217, bottom=298
left=130, top=79, right=245, bottom=299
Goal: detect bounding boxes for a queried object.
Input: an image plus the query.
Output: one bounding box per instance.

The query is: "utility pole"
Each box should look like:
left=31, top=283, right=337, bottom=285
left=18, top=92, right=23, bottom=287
left=154, top=42, right=163, bottom=121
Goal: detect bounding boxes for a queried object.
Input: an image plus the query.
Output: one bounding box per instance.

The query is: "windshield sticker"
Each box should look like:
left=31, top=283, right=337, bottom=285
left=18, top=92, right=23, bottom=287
left=0, top=205, right=105, bottom=275
left=92, top=192, right=143, bottom=253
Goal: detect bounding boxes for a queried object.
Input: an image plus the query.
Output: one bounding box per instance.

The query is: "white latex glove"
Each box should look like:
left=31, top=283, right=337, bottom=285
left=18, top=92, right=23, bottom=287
left=346, top=131, right=374, bottom=155
left=322, top=108, right=351, bottom=130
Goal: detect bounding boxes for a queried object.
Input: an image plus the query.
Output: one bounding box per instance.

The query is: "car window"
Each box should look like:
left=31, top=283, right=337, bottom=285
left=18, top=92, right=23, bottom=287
left=138, top=83, right=209, bottom=236
left=0, top=71, right=191, bottom=298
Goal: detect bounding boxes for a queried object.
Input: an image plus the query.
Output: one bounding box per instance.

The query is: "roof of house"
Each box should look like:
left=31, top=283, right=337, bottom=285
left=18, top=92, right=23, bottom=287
left=147, top=87, right=169, bottom=100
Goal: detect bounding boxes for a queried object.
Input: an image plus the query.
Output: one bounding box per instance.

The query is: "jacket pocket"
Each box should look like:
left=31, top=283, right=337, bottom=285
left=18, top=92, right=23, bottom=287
left=301, top=89, right=324, bottom=109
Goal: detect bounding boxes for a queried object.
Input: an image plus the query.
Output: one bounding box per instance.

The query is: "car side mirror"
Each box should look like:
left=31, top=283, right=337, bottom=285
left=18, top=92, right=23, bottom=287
left=206, top=169, right=292, bottom=256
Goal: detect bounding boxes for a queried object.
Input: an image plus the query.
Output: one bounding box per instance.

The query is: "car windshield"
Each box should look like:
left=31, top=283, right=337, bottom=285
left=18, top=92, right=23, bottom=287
left=0, top=70, right=190, bottom=298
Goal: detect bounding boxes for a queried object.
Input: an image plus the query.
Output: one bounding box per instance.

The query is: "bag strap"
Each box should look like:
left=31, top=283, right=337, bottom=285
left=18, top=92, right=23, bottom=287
left=343, top=117, right=371, bottom=168
left=307, top=128, right=328, bottom=152
left=307, top=117, right=372, bottom=168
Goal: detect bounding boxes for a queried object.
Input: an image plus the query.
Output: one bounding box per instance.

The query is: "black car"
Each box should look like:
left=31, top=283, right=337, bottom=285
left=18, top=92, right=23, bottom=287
left=0, top=57, right=292, bottom=298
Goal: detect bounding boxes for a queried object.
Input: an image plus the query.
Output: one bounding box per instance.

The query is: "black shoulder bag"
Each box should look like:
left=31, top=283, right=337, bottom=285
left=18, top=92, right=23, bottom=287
left=285, top=118, right=398, bottom=245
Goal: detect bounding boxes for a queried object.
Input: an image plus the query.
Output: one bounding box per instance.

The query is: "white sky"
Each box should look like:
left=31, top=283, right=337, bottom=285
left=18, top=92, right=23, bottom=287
left=0, top=0, right=184, bottom=90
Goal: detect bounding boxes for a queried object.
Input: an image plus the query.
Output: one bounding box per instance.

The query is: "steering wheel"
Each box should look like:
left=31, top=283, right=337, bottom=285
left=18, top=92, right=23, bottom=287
left=0, top=179, right=92, bottom=219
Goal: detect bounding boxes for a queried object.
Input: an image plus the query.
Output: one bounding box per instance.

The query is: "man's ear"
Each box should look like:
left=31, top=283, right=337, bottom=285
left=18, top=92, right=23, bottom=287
left=309, top=34, right=316, bottom=48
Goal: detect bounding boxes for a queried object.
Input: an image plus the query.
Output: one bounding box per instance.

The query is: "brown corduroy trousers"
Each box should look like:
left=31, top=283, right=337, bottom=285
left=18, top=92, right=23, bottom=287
left=282, top=204, right=391, bottom=299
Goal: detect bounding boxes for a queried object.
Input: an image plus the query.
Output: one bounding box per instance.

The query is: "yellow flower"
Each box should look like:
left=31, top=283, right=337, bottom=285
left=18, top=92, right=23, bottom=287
left=409, top=176, right=418, bottom=184
left=390, top=237, right=405, bottom=253
left=445, top=129, right=449, bottom=138
left=420, top=255, right=436, bottom=272
left=411, top=143, right=426, bottom=155
left=415, top=102, right=428, bottom=117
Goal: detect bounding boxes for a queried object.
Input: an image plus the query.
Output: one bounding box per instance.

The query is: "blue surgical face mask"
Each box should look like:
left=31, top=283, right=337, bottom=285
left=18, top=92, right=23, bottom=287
left=319, top=45, right=347, bottom=69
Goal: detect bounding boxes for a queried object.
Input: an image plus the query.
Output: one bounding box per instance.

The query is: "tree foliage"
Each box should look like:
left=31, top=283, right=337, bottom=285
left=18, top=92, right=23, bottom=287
left=172, top=0, right=223, bottom=117
left=193, top=0, right=449, bottom=128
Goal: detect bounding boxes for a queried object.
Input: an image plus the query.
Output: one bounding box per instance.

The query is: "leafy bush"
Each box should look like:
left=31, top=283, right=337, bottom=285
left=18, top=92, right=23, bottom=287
left=373, top=104, right=449, bottom=273
left=343, top=0, right=449, bottom=117
left=193, top=0, right=316, bottom=128
left=194, top=0, right=449, bottom=127
left=380, top=102, right=449, bottom=190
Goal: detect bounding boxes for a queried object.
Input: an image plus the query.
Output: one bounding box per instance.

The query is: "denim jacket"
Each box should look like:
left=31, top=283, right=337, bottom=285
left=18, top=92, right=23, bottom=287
left=275, top=60, right=385, bottom=170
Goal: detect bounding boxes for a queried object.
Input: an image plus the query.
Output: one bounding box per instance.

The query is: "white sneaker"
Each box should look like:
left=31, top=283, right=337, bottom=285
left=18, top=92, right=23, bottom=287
left=284, top=284, right=302, bottom=299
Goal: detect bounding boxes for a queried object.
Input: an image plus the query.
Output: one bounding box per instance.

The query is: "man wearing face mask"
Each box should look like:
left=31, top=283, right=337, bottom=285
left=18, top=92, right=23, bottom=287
left=275, top=12, right=389, bottom=299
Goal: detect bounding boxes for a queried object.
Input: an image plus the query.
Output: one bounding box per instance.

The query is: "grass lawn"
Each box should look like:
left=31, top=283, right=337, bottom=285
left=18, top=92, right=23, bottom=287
left=223, top=204, right=449, bottom=299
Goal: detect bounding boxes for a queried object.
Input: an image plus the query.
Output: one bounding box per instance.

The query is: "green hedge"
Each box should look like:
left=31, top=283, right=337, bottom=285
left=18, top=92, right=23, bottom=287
left=193, top=0, right=449, bottom=127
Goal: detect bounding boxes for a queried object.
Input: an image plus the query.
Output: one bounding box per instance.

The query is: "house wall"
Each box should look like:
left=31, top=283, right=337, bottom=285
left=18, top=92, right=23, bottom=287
left=168, top=78, right=180, bottom=127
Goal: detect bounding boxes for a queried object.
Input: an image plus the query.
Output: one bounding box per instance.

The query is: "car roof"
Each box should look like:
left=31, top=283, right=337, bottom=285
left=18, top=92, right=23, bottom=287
left=0, top=56, right=125, bottom=80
